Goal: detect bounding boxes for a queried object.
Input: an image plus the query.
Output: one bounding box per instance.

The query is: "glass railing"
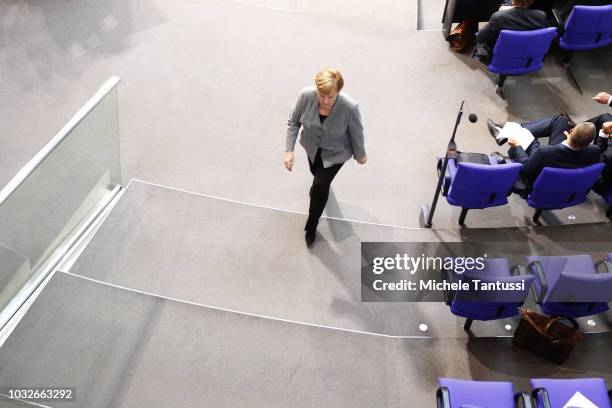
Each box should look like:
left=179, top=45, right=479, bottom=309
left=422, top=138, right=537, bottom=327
left=0, top=77, right=122, bottom=328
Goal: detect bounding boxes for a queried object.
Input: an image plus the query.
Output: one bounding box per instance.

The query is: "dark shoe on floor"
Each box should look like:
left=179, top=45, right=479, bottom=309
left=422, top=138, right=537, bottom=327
left=305, top=230, right=316, bottom=247
left=487, top=119, right=507, bottom=146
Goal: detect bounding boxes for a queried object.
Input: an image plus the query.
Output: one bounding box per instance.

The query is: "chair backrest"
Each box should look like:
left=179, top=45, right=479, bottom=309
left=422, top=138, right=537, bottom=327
left=489, top=28, right=557, bottom=75
left=527, top=163, right=605, bottom=209
left=438, top=379, right=516, bottom=408
left=531, top=378, right=612, bottom=408
left=527, top=254, right=612, bottom=303
left=447, top=163, right=521, bottom=209
left=549, top=270, right=612, bottom=303
left=560, top=5, right=612, bottom=50
left=450, top=258, right=534, bottom=320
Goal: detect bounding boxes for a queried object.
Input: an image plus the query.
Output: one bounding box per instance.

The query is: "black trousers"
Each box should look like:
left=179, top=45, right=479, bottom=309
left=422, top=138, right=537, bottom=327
left=305, top=149, right=344, bottom=232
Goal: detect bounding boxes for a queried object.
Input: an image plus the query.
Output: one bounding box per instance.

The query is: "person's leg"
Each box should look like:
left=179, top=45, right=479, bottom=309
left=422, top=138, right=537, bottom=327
left=521, top=115, right=568, bottom=140
left=547, top=115, right=572, bottom=146
left=586, top=113, right=612, bottom=133
left=307, top=150, right=317, bottom=176
left=305, top=158, right=344, bottom=233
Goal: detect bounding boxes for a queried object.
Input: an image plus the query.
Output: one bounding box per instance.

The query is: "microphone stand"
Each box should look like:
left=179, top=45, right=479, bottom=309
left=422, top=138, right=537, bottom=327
left=419, top=101, right=466, bottom=228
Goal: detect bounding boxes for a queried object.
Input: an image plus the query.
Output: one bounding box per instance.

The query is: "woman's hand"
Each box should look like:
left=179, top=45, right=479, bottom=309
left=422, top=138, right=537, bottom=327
left=356, top=155, right=368, bottom=165
left=284, top=151, right=295, bottom=171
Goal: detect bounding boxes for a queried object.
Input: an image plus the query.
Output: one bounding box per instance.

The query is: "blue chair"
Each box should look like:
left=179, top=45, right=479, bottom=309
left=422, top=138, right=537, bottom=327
left=526, top=254, right=612, bottom=321
left=531, top=378, right=612, bottom=408
left=444, top=258, right=535, bottom=332
left=556, top=5, right=612, bottom=93
left=437, top=378, right=532, bottom=408
left=443, top=158, right=522, bottom=225
left=525, top=163, right=605, bottom=223
left=488, top=28, right=557, bottom=98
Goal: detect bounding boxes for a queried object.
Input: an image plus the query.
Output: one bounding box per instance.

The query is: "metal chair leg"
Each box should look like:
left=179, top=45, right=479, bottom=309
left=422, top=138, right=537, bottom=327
left=463, top=318, right=473, bottom=332
left=458, top=207, right=469, bottom=225
left=533, top=208, right=543, bottom=224
left=495, top=75, right=507, bottom=99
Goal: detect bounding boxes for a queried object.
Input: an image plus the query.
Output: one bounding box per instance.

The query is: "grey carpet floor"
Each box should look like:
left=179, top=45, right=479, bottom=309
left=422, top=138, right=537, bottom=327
left=2, top=0, right=611, bottom=229
left=66, top=180, right=612, bottom=337
left=1, top=272, right=611, bottom=407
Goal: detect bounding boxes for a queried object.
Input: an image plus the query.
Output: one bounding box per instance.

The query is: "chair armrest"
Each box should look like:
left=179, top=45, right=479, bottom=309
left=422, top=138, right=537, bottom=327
left=511, top=264, right=526, bottom=276
left=527, top=261, right=547, bottom=303
left=440, top=158, right=457, bottom=196
left=594, top=260, right=612, bottom=274
left=515, top=391, right=534, bottom=408
left=532, top=388, right=552, bottom=408
left=436, top=386, right=451, bottom=408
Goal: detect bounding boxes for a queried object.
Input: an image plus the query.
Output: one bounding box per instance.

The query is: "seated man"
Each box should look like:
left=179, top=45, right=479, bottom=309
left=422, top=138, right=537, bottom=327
left=554, top=0, right=611, bottom=23
left=474, top=0, right=548, bottom=63
left=487, top=114, right=599, bottom=192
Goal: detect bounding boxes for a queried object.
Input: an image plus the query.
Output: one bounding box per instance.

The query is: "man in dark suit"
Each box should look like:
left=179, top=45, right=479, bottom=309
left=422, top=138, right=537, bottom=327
left=555, top=0, right=611, bottom=22
left=589, top=112, right=612, bottom=194
left=474, top=0, right=548, bottom=62
left=488, top=115, right=599, bottom=192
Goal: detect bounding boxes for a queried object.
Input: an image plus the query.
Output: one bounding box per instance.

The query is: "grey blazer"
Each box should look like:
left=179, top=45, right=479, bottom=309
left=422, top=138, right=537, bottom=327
left=286, top=86, right=366, bottom=168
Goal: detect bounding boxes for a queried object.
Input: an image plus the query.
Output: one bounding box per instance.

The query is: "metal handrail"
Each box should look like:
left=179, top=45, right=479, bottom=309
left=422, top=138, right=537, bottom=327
left=0, top=76, right=121, bottom=205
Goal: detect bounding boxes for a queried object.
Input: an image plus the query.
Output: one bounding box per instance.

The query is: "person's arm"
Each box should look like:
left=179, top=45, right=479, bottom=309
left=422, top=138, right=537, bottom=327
left=348, top=105, right=367, bottom=163
left=593, top=91, right=612, bottom=107
left=286, top=91, right=305, bottom=152
left=476, top=14, right=500, bottom=45
left=508, top=145, right=530, bottom=164
left=521, top=147, right=544, bottom=186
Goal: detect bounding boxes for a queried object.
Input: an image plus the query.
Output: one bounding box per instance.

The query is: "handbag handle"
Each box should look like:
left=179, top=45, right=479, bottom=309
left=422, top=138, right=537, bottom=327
left=520, top=310, right=579, bottom=339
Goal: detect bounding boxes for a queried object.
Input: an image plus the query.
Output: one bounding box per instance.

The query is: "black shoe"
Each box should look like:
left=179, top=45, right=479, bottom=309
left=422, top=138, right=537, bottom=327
left=305, top=230, right=316, bottom=247
left=487, top=119, right=507, bottom=146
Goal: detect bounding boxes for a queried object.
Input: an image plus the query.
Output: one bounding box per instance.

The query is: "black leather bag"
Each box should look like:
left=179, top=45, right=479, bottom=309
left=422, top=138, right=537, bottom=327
left=512, top=309, right=583, bottom=364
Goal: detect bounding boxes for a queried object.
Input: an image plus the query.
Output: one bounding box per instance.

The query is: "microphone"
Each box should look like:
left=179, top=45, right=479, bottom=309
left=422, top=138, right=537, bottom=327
left=463, top=100, right=478, bottom=123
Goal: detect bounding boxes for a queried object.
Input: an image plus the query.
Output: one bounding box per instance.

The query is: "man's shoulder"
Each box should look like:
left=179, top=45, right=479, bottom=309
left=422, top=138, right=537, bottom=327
left=493, top=7, right=546, bottom=21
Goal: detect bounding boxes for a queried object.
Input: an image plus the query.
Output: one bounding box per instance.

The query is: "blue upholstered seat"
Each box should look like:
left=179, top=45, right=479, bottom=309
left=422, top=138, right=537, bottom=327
left=445, top=258, right=534, bottom=332
left=443, top=158, right=522, bottom=225
left=488, top=28, right=557, bottom=98
left=559, top=5, right=612, bottom=51
left=525, top=163, right=605, bottom=223
left=526, top=254, right=612, bottom=319
left=437, top=378, right=529, bottom=408
left=531, top=378, right=612, bottom=408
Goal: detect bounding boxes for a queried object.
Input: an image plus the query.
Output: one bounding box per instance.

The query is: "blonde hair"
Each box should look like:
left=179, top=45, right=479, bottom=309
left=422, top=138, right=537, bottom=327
left=315, top=69, right=344, bottom=94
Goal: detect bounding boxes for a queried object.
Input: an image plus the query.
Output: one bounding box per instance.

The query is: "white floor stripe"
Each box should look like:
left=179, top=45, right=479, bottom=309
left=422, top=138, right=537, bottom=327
left=0, top=394, right=53, bottom=408
left=58, top=270, right=432, bottom=340
left=128, top=178, right=431, bottom=231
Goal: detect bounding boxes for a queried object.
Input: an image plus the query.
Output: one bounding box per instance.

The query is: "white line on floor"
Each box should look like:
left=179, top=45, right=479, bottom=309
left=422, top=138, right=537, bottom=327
left=0, top=394, right=53, bottom=408
left=128, top=178, right=430, bottom=231
left=58, top=270, right=434, bottom=340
